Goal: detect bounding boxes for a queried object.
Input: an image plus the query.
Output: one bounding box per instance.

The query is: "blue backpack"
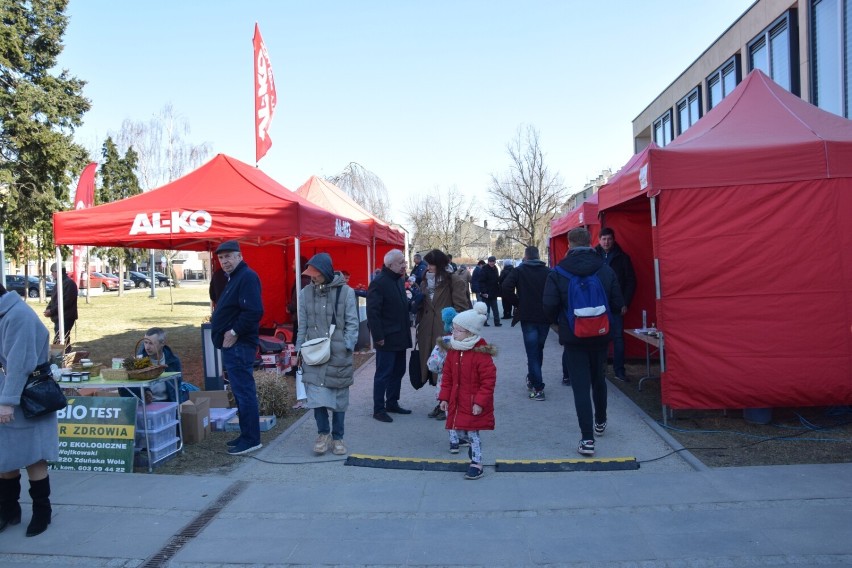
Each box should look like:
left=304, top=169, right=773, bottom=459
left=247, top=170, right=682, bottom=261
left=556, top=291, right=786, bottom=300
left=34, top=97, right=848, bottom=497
left=554, top=266, right=610, bottom=338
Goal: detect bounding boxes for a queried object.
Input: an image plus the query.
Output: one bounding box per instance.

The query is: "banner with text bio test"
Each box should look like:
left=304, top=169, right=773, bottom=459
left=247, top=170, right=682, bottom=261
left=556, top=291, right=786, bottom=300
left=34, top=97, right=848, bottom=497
left=50, top=397, right=137, bottom=474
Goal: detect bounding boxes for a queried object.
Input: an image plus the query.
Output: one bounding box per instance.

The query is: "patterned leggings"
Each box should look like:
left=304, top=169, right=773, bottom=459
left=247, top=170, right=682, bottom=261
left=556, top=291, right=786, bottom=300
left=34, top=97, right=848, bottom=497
left=449, top=429, right=482, bottom=464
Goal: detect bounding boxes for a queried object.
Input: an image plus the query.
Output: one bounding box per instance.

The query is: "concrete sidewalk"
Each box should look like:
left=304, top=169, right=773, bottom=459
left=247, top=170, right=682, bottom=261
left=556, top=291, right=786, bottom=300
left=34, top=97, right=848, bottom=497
left=2, top=323, right=851, bottom=566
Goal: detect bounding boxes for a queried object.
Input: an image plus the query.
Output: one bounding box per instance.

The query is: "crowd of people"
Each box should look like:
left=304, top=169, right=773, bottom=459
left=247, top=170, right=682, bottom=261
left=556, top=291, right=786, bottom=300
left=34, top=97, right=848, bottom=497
left=0, top=230, right=635, bottom=541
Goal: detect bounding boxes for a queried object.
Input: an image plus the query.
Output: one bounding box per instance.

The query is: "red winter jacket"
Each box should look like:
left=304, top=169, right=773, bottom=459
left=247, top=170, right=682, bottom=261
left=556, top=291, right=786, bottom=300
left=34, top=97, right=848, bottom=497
left=438, top=339, right=497, bottom=431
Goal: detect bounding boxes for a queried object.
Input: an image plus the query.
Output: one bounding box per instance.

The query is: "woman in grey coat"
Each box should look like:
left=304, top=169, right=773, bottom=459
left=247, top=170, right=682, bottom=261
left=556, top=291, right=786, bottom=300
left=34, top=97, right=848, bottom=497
left=296, top=253, right=359, bottom=456
left=0, top=284, right=58, bottom=537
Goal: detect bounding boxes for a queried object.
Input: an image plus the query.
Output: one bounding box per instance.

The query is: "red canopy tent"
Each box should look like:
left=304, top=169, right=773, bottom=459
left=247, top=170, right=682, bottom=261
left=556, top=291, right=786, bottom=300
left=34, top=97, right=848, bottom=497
left=549, top=192, right=600, bottom=266
left=53, top=154, right=373, bottom=328
left=295, top=175, right=405, bottom=288
left=598, top=70, right=852, bottom=410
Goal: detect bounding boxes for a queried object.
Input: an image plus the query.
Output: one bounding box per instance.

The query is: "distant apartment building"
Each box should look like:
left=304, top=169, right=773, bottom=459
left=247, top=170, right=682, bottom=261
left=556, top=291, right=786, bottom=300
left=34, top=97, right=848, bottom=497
left=634, top=0, right=850, bottom=152
left=563, top=169, right=612, bottom=213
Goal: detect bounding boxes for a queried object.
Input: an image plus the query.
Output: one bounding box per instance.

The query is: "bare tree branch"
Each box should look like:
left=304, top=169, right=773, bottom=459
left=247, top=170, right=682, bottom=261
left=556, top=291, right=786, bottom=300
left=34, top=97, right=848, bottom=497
left=402, top=186, right=477, bottom=256
left=487, top=125, right=568, bottom=252
left=327, top=162, right=391, bottom=221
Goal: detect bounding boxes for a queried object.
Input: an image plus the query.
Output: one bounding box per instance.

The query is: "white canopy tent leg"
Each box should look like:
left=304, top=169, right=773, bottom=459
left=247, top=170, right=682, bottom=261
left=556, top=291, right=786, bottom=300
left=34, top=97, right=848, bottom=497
left=294, top=238, right=302, bottom=325
left=650, top=196, right=668, bottom=424
left=55, top=246, right=65, bottom=349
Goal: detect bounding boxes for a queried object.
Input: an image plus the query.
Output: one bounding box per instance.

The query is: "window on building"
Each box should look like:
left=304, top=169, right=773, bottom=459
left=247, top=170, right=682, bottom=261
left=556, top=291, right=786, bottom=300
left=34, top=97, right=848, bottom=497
left=707, top=56, right=741, bottom=110
left=676, top=87, right=702, bottom=134
left=653, top=109, right=673, bottom=147
left=747, top=11, right=799, bottom=94
left=811, top=0, right=850, bottom=117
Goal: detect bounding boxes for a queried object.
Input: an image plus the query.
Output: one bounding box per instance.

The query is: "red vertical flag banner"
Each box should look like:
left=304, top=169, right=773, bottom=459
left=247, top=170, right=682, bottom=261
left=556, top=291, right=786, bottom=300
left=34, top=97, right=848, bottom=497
left=71, top=162, right=97, bottom=283
left=253, top=23, right=277, bottom=163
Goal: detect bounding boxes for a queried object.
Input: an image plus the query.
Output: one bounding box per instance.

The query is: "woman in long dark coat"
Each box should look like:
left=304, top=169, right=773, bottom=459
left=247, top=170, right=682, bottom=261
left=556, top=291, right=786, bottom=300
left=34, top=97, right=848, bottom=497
left=414, top=250, right=470, bottom=415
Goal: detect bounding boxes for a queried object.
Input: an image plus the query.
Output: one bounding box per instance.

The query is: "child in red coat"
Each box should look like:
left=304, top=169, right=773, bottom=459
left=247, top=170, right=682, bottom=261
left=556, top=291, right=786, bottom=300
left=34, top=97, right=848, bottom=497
left=438, top=302, right=497, bottom=480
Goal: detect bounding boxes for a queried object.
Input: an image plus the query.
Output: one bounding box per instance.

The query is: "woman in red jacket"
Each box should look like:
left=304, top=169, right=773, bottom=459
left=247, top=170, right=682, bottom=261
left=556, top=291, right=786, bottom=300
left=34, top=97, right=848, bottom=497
left=438, top=302, right=497, bottom=480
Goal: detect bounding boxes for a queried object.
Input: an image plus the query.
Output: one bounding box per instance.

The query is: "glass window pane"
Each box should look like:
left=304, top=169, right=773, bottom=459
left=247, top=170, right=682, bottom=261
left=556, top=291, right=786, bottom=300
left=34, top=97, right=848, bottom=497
left=709, top=75, right=722, bottom=109
left=689, top=92, right=700, bottom=123
left=678, top=102, right=688, bottom=134
left=663, top=113, right=672, bottom=145
left=722, top=63, right=737, bottom=96
left=770, top=24, right=790, bottom=90
left=751, top=38, right=768, bottom=74
left=814, top=0, right=842, bottom=114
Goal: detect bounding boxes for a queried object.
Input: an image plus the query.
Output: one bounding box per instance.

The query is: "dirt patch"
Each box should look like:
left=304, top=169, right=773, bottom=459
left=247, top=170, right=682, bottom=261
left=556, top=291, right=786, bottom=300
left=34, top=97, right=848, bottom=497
left=611, top=362, right=852, bottom=467
left=145, top=351, right=374, bottom=475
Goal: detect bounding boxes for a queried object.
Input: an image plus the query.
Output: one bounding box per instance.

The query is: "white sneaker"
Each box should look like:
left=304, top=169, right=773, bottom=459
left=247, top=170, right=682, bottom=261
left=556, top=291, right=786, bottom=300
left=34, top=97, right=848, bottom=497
left=331, top=439, right=347, bottom=455
left=313, top=433, right=331, bottom=454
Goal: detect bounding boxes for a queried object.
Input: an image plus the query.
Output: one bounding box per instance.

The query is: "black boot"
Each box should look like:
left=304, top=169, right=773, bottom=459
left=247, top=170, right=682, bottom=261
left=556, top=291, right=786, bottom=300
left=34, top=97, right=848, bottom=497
left=26, top=476, right=51, bottom=537
left=0, top=475, right=22, bottom=533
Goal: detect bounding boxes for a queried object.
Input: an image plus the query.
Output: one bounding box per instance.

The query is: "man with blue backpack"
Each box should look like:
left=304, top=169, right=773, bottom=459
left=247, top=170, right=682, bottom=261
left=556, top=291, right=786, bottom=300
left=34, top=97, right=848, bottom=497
left=543, top=227, right=624, bottom=457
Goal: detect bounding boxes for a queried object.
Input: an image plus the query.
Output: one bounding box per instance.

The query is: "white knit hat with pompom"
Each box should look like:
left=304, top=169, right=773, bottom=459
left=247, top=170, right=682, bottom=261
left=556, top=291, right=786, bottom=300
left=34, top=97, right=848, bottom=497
left=452, top=302, right=488, bottom=335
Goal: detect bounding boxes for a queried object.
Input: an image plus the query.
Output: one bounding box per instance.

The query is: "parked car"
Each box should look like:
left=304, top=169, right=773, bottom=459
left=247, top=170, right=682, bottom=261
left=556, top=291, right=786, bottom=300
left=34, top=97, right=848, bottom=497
left=153, top=271, right=175, bottom=287
left=126, top=271, right=150, bottom=288
left=104, top=273, right=134, bottom=290
left=3, top=275, right=56, bottom=298
left=128, top=270, right=169, bottom=288
left=80, top=272, right=120, bottom=291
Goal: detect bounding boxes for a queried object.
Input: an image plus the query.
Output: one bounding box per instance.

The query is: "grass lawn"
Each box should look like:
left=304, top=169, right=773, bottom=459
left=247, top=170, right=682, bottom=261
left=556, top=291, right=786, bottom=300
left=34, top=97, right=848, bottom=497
left=27, top=282, right=211, bottom=388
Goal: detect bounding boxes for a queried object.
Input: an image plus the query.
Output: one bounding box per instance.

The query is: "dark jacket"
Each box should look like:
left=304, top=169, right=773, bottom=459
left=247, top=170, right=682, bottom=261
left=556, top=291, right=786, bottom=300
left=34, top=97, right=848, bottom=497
left=210, top=261, right=264, bottom=349
left=410, top=260, right=428, bottom=285
left=366, top=266, right=413, bottom=351
left=543, top=248, right=624, bottom=350
left=470, top=266, right=482, bottom=294
left=502, top=259, right=551, bottom=325
left=595, top=242, right=636, bottom=307
left=478, top=264, right=500, bottom=296
left=45, top=273, right=78, bottom=324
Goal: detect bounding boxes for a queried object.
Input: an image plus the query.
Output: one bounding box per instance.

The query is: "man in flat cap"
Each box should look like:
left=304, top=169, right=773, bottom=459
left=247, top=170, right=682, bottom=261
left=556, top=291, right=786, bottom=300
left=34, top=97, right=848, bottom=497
left=43, top=263, right=78, bottom=352
left=210, top=240, right=265, bottom=455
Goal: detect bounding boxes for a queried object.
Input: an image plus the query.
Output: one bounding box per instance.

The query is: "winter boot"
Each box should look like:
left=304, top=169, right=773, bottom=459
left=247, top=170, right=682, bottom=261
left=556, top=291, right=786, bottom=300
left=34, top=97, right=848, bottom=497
left=0, top=475, right=22, bottom=533
left=26, top=476, right=51, bottom=537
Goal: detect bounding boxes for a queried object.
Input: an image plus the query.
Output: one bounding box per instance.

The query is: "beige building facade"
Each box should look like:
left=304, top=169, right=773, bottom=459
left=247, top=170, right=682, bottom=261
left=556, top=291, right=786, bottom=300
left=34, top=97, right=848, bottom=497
left=633, top=0, right=849, bottom=151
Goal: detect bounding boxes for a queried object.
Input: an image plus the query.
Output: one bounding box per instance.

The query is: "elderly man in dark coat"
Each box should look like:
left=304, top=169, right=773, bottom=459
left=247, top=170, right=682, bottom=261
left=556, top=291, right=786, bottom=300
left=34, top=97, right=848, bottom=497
left=367, top=249, right=417, bottom=423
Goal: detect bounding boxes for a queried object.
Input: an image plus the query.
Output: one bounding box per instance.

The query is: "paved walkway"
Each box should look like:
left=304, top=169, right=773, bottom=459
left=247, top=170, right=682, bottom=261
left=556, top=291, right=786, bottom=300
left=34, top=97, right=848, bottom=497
left=2, top=322, right=851, bottom=566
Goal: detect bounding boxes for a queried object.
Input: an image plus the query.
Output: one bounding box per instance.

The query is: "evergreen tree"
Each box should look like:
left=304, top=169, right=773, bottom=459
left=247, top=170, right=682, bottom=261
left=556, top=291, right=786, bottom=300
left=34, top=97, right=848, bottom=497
left=0, top=0, right=90, bottom=264
left=95, top=137, right=143, bottom=272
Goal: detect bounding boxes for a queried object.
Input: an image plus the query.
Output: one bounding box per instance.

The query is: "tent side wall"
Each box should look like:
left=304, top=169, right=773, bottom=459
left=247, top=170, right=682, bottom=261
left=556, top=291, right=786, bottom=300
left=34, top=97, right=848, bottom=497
left=657, top=179, right=852, bottom=409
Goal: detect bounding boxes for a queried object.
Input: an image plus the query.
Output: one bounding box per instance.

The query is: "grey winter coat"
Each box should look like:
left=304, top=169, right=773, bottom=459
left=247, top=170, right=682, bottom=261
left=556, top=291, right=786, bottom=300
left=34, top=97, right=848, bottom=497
left=0, top=291, right=59, bottom=471
left=296, top=273, right=359, bottom=389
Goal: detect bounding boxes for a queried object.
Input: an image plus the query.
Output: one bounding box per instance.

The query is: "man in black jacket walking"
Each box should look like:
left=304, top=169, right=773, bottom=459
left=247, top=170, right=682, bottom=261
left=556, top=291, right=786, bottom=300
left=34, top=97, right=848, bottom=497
left=477, top=256, right=502, bottom=327
left=367, top=249, right=416, bottom=422
left=595, top=227, right=636, bottom=382
left=502, top=247, right=551, bottom=400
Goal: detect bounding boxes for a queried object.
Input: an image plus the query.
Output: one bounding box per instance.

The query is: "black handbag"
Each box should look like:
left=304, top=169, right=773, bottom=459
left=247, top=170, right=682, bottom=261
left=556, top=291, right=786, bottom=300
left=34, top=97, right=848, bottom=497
left=19, top=364, right=67, bottom=419
left=408, top=348, right=424, bottom=390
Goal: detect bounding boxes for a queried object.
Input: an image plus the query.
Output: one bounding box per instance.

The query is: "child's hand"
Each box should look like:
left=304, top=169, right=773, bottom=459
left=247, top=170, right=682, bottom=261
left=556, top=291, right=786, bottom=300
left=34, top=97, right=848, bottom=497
left=439, top=401, right=448, bottom=411
left=472, top=403, right=482, bottom=415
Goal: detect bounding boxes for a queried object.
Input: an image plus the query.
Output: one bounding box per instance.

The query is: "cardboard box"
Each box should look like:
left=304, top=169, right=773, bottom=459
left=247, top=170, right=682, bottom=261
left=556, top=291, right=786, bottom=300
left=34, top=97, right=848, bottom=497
left=190, top=389, right=231, bottom=408
left=180, top=398, right=210, bottom=444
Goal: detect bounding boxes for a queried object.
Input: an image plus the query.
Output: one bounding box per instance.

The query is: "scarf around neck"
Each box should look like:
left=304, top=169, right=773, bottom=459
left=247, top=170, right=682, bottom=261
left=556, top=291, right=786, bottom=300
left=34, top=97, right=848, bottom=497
left=450, top=334, right=480, bottom=351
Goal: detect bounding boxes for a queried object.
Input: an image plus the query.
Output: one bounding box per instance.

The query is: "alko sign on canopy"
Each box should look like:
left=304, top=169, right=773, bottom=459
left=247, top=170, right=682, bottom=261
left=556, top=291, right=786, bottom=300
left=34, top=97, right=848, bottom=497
left=129, top=210, right=212, bottom=236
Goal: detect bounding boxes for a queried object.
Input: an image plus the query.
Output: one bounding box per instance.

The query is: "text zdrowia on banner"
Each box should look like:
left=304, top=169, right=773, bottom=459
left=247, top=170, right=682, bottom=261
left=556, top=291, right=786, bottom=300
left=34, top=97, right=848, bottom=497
left=253, top=23, right=277, bottom=163
left=71, top=162, right=97, bottom=283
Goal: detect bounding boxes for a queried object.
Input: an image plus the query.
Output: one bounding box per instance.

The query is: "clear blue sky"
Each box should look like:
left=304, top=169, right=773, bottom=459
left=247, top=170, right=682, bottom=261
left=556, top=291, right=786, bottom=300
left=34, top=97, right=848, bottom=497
left=58, top=0, right=754, bottom=226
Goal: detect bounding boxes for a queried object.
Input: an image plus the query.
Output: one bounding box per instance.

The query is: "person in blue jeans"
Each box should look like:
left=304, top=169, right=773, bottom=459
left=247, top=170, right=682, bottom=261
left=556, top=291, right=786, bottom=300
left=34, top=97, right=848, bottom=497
left=210, top=240, right=264, bottom=456
left=501, top=246, right=552, bottom=400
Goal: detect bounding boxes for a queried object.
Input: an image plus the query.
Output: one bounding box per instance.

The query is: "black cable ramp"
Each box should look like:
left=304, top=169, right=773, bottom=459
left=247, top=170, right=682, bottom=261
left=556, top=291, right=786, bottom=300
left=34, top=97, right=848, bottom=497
left=345, top=453, right=639, bottom=472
